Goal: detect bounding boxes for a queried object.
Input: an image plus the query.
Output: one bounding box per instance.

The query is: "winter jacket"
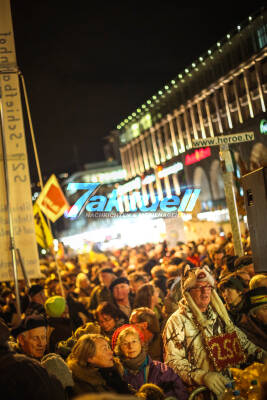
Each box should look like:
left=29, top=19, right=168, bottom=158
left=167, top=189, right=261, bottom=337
left=47, top=317, right=73, bottom=353
left=0, top=346, right=65, bottom=400
left=25, top=301, right=46, bottom=317
left=118, top=355, right=188, bottom=400
left=163, top=298, right=266, bottom=388
left=88, top=285, right=113, bottom=311
left=147, top=332, right=163, bottom=362
left=67, top=293, right=93, bottom=330
left=238, top=315, right=267, bottom=351
left=226, top=296, right=249, bottom=326
left=67, top=358, right=131, bottom=397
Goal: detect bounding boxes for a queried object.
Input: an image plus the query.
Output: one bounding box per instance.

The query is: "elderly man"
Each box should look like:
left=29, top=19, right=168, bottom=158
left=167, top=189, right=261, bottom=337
left=0, top=318, right=65, bottom=400
left=110, top=277, right=134, bottom=322
left=163, top=264, right=266, bottom=398
left=12, top=314, right=47, bottom=360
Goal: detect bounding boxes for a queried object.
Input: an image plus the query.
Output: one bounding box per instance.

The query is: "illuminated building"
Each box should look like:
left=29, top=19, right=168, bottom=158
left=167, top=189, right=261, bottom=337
left=113, top=8, right=267, bottom=216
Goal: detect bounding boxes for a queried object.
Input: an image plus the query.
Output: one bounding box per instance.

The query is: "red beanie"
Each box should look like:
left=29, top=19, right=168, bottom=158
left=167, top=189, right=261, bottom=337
left=111, top=324, right=144, bottom=350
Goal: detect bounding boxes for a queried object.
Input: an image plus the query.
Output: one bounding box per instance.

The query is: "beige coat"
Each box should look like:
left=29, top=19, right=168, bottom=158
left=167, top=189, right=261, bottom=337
left=163, top=299, right=264, bottom=387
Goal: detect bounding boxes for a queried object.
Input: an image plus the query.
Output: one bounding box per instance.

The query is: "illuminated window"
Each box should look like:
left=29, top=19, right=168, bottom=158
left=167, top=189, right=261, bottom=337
left=257, top=24, right=267, bottom=49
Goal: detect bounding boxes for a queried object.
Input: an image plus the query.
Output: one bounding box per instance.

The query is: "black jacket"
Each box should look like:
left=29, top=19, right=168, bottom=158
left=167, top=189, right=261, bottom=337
left=0, top=346, right=65, bottom=400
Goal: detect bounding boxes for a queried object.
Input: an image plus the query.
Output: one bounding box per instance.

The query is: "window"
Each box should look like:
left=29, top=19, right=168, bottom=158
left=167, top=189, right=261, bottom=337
left=257, top=24, right=267, bottom=49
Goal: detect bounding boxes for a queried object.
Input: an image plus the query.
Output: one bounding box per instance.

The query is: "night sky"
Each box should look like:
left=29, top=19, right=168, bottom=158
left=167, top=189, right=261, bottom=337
left=10, top=1, right=265, bottom=180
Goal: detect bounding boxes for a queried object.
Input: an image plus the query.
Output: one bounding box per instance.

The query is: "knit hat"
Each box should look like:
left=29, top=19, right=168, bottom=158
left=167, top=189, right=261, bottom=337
left=249, top=274, right=267, bottom=290
left=247, top=287, right=267, bottom=315
left=234, top=256, right=253, bottom=270
left=218, top=275, right=245, bottom=293
left=0, top=318, right=10, bottom=346
left=41, top=353, right=74, bottom=388
left=111, top=324, right=144, bottom=350
left=223, top=255, right=239, bottom=272
left=109, top=277, right=129, bottom=293
left=12, top=314, right=47, bottom=338
left=45, top=296, right=66, bottom=318
left=28, top=284, right=44, bottom=297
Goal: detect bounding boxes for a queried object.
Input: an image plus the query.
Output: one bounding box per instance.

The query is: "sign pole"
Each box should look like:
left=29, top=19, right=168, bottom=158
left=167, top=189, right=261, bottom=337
left=191, top=132, right=254, bottom=257
left=219, top=144, right=243, bottom=256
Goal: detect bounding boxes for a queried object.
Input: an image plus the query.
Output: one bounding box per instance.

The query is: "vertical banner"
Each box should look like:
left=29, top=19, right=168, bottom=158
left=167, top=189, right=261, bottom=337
left=0, top=0, right=40, bottom=281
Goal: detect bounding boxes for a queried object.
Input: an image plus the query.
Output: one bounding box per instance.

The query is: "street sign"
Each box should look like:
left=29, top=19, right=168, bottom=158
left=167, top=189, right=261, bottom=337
left=192, top=132, right=254, bottom=148
left=191, top=131, right=255, bottom=257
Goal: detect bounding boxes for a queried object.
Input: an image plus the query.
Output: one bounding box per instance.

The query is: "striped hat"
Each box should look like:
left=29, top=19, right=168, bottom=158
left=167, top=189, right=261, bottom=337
left=247, top=287, right=267, bottom=315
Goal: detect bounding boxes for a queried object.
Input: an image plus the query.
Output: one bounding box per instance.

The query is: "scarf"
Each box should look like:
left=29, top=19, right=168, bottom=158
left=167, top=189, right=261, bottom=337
left=121, top=348, right=147, bottom=374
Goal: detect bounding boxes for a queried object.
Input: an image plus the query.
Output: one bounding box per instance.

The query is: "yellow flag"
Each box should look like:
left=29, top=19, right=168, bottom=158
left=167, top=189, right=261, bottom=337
left=33, top=203, right=54, bottom=249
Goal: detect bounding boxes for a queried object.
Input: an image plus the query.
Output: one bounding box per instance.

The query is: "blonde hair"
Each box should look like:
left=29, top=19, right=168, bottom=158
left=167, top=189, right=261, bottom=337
left=73, top=323, right=101, bottom=340
left=68, top=333, right=106, bottom=367
left=114, top=327, right=140, bottom=356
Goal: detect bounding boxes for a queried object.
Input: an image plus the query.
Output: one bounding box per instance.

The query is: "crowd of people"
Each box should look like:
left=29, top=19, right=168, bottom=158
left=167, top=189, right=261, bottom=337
left=0, top=230, right=267, bottom=400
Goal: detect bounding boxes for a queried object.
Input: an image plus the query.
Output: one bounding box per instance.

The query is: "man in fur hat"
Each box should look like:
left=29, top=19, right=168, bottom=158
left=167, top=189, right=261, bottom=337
left=163, top=264, right=266, bottom=397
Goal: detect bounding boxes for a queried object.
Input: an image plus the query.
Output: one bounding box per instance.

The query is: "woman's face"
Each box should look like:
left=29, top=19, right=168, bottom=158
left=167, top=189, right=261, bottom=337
left=120, top=333, right=142, bottom=359
left=98, top=313, right=116, bottom=333
left=88, top=338, right=114, bottom=368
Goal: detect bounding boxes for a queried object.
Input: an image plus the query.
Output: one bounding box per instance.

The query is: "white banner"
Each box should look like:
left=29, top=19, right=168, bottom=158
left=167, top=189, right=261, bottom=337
left=0, top=0, right=40, bottom=281
left=192, top=131, right=254, bottom=148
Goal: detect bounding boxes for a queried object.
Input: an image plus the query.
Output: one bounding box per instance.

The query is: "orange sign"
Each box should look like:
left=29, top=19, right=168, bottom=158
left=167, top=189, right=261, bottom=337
left=37, top=174, right=69, bottom=222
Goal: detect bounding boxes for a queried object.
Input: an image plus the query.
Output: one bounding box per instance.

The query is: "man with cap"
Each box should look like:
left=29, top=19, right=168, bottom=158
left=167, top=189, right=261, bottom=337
left=238, top=287, right=267, bottom=350
left=88, top=267, right=117, bottom=311
left=12, top=314, right=47, bottom=360
left=25, top=284, right=47, bottom=316
left=163, top=264, right=266, bottom=398
left=218, top=273, right=248, bottom=326
left=0, top=317, right=66, bottom=400
left=110, top=277, right=135, bottom=323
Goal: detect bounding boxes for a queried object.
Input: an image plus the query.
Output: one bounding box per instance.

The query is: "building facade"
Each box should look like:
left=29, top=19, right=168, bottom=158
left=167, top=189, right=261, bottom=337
left=114, top=8, right=267, bottom=215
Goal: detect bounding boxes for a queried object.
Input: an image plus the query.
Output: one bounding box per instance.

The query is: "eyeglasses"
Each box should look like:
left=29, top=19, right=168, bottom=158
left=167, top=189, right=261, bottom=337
left=190, top=285, right=212, bottom=292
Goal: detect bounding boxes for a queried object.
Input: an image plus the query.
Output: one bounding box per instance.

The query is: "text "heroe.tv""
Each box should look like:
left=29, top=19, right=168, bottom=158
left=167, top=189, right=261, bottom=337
left=66, top=183, right=201, bottom=219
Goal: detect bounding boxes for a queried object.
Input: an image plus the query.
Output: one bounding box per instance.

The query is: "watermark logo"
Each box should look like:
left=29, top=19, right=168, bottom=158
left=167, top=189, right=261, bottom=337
left=66, top=183, right=201, bottom=219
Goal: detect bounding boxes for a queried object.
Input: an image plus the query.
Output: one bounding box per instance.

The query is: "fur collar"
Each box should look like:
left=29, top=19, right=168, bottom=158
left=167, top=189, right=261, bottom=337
left=67, top=358, right=106, bottom=386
